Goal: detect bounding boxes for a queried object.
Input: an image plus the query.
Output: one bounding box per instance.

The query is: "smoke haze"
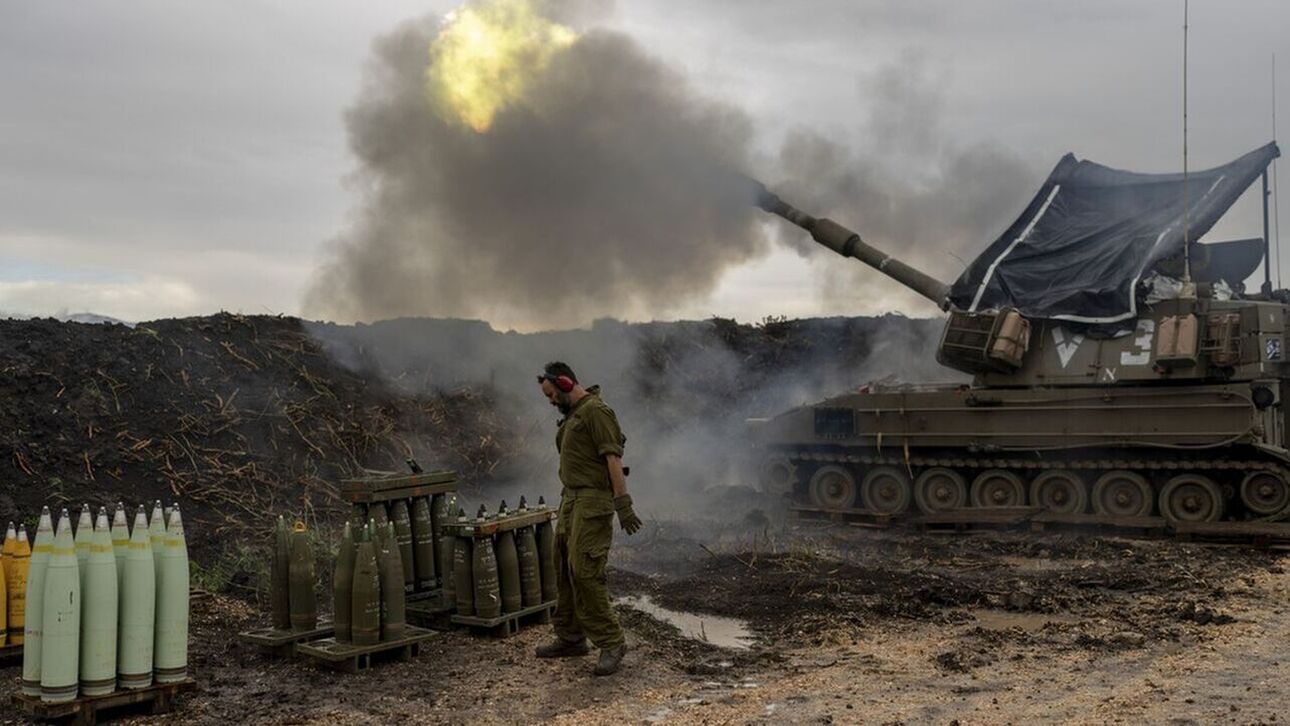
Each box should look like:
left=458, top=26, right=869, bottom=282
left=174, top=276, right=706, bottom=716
left=305, top=9, right=765, bottom=330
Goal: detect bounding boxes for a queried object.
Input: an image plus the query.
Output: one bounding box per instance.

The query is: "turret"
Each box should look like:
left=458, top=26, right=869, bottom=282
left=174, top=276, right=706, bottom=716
left=749, top=179, right=951, bottom=308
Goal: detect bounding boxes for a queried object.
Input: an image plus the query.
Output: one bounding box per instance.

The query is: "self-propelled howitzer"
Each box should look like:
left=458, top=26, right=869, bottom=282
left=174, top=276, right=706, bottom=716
left=749, top=142, right=1290, bottom=532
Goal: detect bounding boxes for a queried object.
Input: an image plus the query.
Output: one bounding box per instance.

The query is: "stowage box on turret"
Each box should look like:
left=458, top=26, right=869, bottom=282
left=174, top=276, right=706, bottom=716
left=750, top=142, right=1290, bottom=529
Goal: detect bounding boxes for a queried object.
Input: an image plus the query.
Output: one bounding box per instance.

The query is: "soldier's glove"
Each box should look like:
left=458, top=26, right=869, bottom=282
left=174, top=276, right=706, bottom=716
left=614, top=494, right=642, bottom=535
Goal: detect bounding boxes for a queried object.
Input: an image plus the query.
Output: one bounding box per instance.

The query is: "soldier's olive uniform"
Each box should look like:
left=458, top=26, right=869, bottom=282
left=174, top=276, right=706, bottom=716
left=551, top=385, right=626, bottom=650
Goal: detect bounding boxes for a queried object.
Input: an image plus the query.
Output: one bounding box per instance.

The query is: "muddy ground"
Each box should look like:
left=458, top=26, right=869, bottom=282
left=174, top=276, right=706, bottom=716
left=4, top=522, right=1288, bottom=725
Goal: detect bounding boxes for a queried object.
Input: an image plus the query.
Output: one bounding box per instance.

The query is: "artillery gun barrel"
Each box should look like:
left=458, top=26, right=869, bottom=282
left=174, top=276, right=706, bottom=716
left=749, top=179, right=951, bottom=307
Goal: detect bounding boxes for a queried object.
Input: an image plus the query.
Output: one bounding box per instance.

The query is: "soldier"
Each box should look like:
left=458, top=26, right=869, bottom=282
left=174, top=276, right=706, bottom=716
left=534, top=361, right=642, bottom=676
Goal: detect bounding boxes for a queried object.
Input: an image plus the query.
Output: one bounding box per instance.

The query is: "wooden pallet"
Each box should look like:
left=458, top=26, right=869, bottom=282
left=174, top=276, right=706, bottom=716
left=441, top=508, right=556, bottom=538
left=11, top=678, right=196, bottom=725
left=0, top=642, right=23, bottom=667
left=237, top=620, right=335, bottom=658
left=451, top=600, right=556, bottom=638
left=296, top=625, right=435, bottom=673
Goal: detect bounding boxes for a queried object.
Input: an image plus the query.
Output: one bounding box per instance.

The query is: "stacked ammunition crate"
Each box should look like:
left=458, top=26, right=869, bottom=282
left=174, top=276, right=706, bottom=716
left=442, top=498, right=557, bottom=637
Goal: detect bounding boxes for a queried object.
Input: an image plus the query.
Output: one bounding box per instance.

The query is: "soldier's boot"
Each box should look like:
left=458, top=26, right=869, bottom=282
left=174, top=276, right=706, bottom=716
left=535, top=638, right=590, bottom=658
left=592, top=643, right=627, bottom=676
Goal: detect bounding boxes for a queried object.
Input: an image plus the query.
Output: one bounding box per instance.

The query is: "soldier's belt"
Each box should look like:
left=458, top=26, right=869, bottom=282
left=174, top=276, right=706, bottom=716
left=559, top=488, right=614, bottom=501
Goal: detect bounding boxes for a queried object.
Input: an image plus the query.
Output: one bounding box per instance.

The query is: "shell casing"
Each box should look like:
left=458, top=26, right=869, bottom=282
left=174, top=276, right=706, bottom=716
left=9, top=526, right=30, bottom=646
left=368, top=503, right=390, bottom=537
left=288, top=529, right=317, bottom=632
left=1, top=522, right=13, bottom=647
left=153, top=508, right=189, bottom=684
left=41, top=513, right=80, bottom=703
left=110, top=505, right=129, bottom=596
left=516, top=525, right=542, bottom=607
left=390, top=500, right=415, bottom=592
left=495, top=530, right=521, bottom=614
left=411, top=497, right=435, bottom=589
left=147, top=503, right=165, bottom=597
left=22, top=510, right=54, bottom=696
left=472, top=534, right=501, bottom=619
left=332, top=522, right=356, bottom=643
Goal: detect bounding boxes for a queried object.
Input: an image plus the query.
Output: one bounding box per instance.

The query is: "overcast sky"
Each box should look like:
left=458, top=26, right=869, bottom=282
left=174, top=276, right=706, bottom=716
left=2, top=0, right=1288, bottom=327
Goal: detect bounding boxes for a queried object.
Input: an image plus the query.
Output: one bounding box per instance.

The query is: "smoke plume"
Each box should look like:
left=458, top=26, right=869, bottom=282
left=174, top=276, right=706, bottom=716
left=305, top=6, right=764, bottom=330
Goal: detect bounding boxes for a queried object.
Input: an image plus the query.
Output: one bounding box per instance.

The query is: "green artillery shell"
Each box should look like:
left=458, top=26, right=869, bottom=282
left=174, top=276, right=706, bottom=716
left=495, top=530, right=521, bottom=614
left=378, top=523, right=406, bottom=641
left=516, top=525, right=542, bottom=608
left=73, top=504, right=92, bottom=592
left=41, top=510, right=80, bottom=703
left=369, top=502, right=390, bottom=535
left=118, top=506, right=156, bottom=690
left=80, top=509, right=118, bottom=696
left=21, top=508, right=54, bottom=697
left=111, top=504, right=129, bottom=594
left=430, top=495, right=448, bottom=586
left=270, top=516, right=290, bottom=630
left=153, top=507, right=189, bottom=684
left=411, top=497, right=435, bottom=590
left=288, top=525, right=317, bottom=632
left=390, top=500, right=415, bottom=592
left=472, top=534, right=501, bottom=619
left=350, top=534, right=381, bottom=646
left=332, top=522, right=355, bottom=644
left=536, top=516, right=557, bottom=604
left=452, top=535, right=473, bottom=616
left=351, top=503, right=367, bottom=527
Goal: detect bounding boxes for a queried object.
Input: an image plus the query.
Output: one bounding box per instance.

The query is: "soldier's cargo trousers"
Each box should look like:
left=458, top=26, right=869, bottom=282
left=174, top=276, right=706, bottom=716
left=551, top=488, right=624, bottom=649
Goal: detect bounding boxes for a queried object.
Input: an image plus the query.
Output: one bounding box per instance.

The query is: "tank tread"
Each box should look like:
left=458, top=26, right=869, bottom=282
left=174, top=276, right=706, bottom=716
left=793, top=450, right=1282, bottom=472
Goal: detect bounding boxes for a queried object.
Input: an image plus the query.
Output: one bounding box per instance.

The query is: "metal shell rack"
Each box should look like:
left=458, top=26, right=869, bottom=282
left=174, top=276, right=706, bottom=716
left=442, top=507, right=558, bottom=638
left=296, top=625, right=436, bottom=673
left=237, top=620, right=335, bottom=658
left=341, top=469, right=458, bottom=504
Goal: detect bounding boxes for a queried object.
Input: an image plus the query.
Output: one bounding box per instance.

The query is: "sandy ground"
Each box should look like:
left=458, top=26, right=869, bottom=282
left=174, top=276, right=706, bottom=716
left=3, top=524, right=1288, bottom=725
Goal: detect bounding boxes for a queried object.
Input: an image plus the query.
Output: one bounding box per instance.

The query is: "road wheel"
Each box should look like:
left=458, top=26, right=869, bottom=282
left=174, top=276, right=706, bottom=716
left=970, top=469, right=1025, bottom=508
left=1029, top=471, right=1087, bottom=514
left=913, top=468, right=967, bottom=513
left=1091, top=470, right=1153, bottom=517
left=760, top=456, right=798, bottom=494
left=1240, top=470, right=1290, bottom=516
left=1159, top=474, right=1224, bottom=524
left=808, top=465, right=857, bottom=509
left=862, top=466, right=912, bottom=514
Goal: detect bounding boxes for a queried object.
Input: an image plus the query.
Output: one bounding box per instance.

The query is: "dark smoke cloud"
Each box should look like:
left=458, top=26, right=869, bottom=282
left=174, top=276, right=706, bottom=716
left=305, top=11, right=764, bottom=329
left=769, top=53, right=1042, bottom=311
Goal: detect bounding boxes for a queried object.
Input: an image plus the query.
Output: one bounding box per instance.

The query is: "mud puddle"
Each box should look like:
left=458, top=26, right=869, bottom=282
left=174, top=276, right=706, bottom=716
left=618, top=594, right=756, bottom=649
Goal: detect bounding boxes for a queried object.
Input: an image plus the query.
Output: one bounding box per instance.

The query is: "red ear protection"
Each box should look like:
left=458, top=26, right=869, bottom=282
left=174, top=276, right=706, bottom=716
left=538, top=373, right=576, bottom=393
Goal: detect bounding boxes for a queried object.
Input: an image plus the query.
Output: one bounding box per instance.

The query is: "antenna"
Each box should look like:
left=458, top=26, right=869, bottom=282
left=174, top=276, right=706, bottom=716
left=1275, top=53, right=1283, bottom=289
left=1181, top=0, right=1193, bottom=289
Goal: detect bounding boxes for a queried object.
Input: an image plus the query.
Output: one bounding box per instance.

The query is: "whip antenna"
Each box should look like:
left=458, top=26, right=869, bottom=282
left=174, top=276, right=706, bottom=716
left=1182, top=0, right=1192, bottom=289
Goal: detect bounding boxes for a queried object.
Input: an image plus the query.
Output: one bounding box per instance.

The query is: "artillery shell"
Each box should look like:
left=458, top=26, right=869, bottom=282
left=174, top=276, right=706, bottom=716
left=378, top=522, right=405, bottom=641
left=9, top=524, right=32, bottom=648
left=41, top=510, right=80, bottom=703
left=111, top=504, right=129, bottom=594
left=333, top=521, right=356, bottom=643
left=118, top=506, right=155, bottom=690
left=536, top=516, right=557, bottom=604
left=288, top=524, right=317, bottom=631
left=153, top=507, right=189, bottom=684
left=21, top=508, right=54, bottom=696
left=73, top=504, right=92, bottom=593
left=368, top=502, right=390, bottom=535
left=270, top=516, right=290, bottom=630
left=495, top=530, right=521, bottom=614
left=452, top=534, right=473, bottom=617
left=472, top=534, right=501, bottom=619
left=79, top=509, right=117, bottom=696
left=411, top=497, right=435, bottom=590
left=350, top=529, right=381, bottom=646
left=516, top=525, right=542, bottom=607
left=390, top=500, right=415, bottom=592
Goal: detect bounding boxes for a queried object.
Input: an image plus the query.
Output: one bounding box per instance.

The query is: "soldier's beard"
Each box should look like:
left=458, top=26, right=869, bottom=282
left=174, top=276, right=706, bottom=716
left=556, top=391, right=572, bottom=415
